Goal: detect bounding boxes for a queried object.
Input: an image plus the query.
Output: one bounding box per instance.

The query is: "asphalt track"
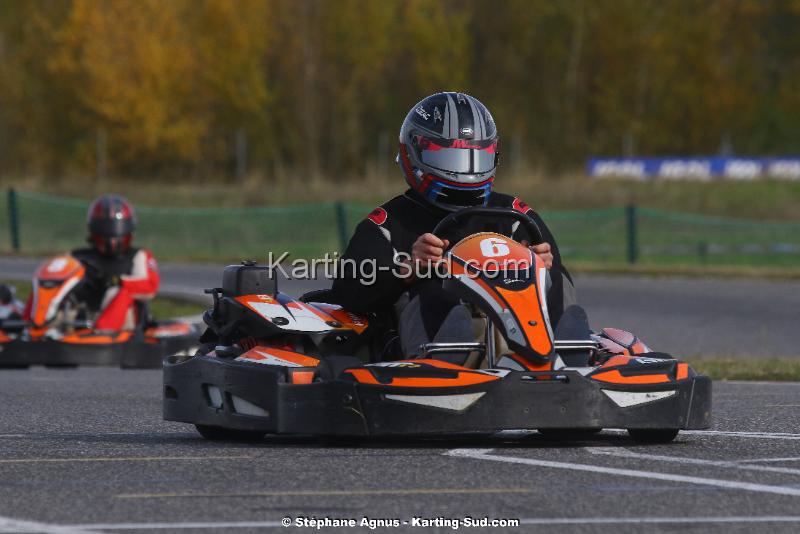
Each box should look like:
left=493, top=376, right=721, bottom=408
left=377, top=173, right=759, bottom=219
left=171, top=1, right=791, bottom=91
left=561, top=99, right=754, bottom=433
left=2, top=256, right=800, bottom=532
left=2, top=256, right=798, bottom=357
left=2, top=369, right=800, bottom=533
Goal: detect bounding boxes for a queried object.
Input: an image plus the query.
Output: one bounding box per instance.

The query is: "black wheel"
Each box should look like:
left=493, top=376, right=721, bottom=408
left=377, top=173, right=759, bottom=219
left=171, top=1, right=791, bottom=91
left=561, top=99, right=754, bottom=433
left=195, top=424, right=265, bottom=442
left=538, top=428, right=602, bottom=440
left=627, top=428, right=679, bottom=443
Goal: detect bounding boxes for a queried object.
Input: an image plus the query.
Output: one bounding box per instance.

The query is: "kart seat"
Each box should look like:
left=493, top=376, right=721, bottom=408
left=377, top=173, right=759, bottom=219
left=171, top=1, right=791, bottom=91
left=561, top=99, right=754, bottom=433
left=299, top=288, right=334, bottom=303
left=553, top=305, right=593, bottom=366
left=222, top=262, right=276, bottom=298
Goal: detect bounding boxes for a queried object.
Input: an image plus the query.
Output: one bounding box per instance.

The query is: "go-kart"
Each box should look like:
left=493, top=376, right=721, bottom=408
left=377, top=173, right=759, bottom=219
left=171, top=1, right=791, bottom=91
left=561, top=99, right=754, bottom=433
left=0, top=254, right=199, bottom=368
left=163, top=207, right=711, bottom=443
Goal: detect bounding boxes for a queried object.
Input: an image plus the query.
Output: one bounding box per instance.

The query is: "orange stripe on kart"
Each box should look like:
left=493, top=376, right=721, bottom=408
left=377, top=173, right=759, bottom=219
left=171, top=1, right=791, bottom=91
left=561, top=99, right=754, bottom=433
left=60, top=331, right=133, bottom=344
left=290, top=370, right=315, bottom=384
left=591, top=369, right=671, bottom=385
left=32, top=286, right=60, bottom=326
left=601, top=355, right=635, bottom=368
left=495, top=284, right=552, bottom=357
left=390, top=359, right=474, bottom=371
left=509, top=353, right=552, bottom=371
left=314, top=304, right=369, bottom=334
left=676, top=362, right=689, bottom=380
left=346, top=368, right=499, bottom=388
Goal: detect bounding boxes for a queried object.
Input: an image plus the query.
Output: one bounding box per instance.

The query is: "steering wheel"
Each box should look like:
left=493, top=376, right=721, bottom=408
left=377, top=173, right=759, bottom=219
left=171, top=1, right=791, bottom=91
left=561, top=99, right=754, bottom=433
left=432, top=206, right=544, bottom=247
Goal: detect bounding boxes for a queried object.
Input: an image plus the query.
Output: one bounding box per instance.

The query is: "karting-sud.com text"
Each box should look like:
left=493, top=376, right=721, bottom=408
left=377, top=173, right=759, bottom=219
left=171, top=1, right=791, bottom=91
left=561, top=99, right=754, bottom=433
left=285, top=515, right=520, bottom=529
left=264, top=251, right=538, bottom=286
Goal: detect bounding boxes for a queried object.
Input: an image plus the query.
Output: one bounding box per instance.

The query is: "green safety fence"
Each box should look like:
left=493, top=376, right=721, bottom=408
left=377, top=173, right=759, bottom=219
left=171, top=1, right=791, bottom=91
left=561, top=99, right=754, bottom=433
left=3, top=189, right=800, bottom=267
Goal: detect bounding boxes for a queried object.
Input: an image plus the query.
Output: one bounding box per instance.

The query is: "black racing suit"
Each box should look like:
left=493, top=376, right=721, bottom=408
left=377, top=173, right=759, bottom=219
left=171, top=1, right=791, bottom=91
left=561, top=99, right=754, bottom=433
left=328, top=189, right=574, bottom=359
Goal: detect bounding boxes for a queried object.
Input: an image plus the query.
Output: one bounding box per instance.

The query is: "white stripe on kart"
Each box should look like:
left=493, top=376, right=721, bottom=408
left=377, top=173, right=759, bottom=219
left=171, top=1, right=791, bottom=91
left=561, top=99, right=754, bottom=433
left=445, top=448, right=800, bottom=497
left=384, top=392, right=485, bottom=411
left=587, top=447, right=800, bottom=476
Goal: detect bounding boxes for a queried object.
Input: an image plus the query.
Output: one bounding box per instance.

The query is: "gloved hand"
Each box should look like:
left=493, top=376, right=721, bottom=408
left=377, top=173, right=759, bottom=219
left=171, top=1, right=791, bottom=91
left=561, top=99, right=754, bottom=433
left=520, top=240, right=553, bottom=269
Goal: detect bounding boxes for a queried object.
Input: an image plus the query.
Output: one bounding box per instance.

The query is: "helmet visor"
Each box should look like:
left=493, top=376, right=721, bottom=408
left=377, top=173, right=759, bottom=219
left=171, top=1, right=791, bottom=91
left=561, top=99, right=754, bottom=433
left=415, top=136, right=497, bottom=174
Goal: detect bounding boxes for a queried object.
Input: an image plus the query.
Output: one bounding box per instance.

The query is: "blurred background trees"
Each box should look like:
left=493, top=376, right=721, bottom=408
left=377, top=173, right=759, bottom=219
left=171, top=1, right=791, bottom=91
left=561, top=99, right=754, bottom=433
left=1, top=0, right=799, bottom=181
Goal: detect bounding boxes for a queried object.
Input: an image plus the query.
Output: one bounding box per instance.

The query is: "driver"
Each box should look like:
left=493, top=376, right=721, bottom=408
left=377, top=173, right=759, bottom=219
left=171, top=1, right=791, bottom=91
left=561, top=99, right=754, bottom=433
left=0, top=284, right=24, bottom=321
left=23, top=194, right=160, bottom=331
left=329, top=92, right=575, bottom=363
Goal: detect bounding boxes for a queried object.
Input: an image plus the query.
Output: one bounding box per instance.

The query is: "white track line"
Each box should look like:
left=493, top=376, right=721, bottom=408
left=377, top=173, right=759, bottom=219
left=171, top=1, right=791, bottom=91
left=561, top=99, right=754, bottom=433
left=603, top=429, right=800, bottom=441
left=63, top=522, right=281, bottom=531
left=445, top=449, right=800, bottom=497
left=0, top=431, right=191, bottom=438
left=46, top=517, right=800, bottom=530
left=518, top=516, right=800, bottom=525
left=0, top=516, right=100, bottom=534
left=722, top=381, right=800, bottom=386
left=682, top=430, right=800, bottom=440
left=738, top=457, right=800, bottom=464
left=587, top=447, right=800, bottom=476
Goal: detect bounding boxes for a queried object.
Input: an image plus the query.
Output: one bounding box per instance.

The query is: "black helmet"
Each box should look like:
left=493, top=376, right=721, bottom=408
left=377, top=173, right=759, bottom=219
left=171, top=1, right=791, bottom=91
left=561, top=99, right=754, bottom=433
left=397, top=92, right=499, bottom=211
left=86, top=194, right=136, bottom=256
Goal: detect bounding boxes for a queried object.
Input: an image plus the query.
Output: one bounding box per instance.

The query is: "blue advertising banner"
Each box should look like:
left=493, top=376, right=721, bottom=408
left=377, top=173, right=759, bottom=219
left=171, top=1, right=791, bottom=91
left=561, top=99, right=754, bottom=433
left=587, top=157, right=800, bottom=180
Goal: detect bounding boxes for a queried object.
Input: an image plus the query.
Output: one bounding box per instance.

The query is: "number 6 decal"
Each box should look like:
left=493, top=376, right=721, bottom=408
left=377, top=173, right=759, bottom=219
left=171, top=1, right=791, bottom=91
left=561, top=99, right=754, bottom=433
left=479, top=237, right=510, bottom=257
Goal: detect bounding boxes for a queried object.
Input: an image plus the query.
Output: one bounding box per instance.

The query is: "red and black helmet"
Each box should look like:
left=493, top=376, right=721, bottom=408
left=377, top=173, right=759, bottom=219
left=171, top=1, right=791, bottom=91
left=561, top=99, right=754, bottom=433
left=397, top=92, right=499, bottom=211
left=86, top=194, right=136, bottom=256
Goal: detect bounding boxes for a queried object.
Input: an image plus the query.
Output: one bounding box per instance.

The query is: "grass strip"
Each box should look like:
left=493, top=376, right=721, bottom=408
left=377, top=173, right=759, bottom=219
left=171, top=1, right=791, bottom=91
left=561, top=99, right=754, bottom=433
left=687, top=357, right=800, bottom=382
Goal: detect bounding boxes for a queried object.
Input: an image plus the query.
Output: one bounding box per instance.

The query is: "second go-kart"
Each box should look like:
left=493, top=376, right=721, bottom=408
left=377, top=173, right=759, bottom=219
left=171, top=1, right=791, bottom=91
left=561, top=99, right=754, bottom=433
left=163, top=207, right=711, bottom=443
left=0, top=254, right=199, bottom=368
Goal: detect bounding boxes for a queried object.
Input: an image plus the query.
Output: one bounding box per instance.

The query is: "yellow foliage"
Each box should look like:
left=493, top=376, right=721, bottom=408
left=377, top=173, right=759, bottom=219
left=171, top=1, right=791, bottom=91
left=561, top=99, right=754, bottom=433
left=1, top=0, right=799, bottom=178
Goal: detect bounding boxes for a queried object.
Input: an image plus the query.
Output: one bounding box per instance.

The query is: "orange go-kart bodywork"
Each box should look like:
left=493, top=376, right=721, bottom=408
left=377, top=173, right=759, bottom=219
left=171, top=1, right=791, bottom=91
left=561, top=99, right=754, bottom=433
left=0, top=255, right=199, bottom=368
left=164, top=207, right=711, bottom=441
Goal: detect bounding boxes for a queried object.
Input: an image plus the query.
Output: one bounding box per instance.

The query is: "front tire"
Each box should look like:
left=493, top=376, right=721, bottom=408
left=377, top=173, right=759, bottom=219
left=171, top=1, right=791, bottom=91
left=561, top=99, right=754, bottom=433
left=195, top=424, right=265, bottom=442
left=627, top=428, right=679, bottom=443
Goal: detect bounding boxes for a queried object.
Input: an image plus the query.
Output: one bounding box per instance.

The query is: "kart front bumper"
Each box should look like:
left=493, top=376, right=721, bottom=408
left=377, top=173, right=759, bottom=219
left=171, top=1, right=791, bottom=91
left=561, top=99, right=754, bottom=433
left=163, top=355, right=712, bottom=436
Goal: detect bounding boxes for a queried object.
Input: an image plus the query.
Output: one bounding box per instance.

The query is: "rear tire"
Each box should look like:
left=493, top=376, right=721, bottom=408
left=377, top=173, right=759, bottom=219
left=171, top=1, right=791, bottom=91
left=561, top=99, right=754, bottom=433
left=627, top=428, right=679, bottom=443
left=538, top=428, right=602, bottom=440
left=195, top=424, right=265, bottom=442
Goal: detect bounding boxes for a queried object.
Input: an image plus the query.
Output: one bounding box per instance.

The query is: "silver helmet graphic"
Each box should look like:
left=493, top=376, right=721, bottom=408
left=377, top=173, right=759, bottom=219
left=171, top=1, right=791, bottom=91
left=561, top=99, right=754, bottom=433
left=397, top=92, right=499, bottom=211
